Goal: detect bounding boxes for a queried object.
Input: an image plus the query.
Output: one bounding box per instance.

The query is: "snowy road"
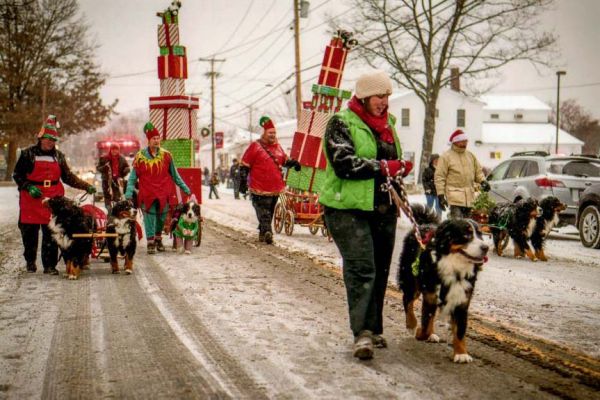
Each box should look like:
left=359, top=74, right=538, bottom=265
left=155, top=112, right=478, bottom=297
left=0, top=185, right=598, bottom=398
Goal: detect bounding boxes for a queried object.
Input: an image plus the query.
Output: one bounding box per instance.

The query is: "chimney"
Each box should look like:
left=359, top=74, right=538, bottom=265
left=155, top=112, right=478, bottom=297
left=450, top=67, right=460, bottom=92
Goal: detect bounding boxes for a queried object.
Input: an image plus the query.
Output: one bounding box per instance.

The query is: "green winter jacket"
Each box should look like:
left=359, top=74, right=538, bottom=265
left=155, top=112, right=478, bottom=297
left=319, top=109, right=402, bottom=211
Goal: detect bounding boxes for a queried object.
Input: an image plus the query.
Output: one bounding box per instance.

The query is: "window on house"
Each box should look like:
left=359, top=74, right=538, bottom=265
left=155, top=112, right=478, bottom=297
left=490, top=113, right=499, bottom=120
left=401, top=108, right=410, bottom=127
left=457, top=109, right=466, bottom=127
left=514, top=113, right=523, bottom=120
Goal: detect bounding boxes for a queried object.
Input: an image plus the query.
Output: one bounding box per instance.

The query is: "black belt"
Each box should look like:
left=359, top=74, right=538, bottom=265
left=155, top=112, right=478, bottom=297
left=29, top=180, right=60, bottom=188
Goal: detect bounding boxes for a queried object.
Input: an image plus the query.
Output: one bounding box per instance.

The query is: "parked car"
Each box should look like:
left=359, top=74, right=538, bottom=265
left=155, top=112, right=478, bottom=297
left=486, top=152, right=600, bottom=225
left=577, top=183, right=600, bottom=248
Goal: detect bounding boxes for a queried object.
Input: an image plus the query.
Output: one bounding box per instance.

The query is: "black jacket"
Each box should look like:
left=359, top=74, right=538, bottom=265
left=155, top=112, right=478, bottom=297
left=96, top=154, right=130, bottom=180
left=13, top=143, right=90, bottom=192
left=421, top=165, right=437, bottom=196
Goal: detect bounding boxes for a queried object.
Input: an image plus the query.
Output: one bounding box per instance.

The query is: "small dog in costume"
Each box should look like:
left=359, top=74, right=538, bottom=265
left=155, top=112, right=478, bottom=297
left=171, top=195, right=201, bottom=254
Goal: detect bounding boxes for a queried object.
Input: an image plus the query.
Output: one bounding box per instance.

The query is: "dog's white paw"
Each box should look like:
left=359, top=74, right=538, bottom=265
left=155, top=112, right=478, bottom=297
left=184, top=250, right=191, bottom=255
left=67, top=275, right=77, bottom=280
left=406, top=327, right=416, bottom=336
left=124, top=269, right=132, bottom=275
left=453, top=353, right=473, bottom=363
left=427, top=334, right=440, bottom=343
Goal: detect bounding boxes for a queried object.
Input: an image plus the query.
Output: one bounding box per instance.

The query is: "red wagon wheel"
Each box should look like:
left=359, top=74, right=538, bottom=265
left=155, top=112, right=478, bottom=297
left=284, top=210, right=295, bottom=236
left=274, top=203, right=284, bottom=233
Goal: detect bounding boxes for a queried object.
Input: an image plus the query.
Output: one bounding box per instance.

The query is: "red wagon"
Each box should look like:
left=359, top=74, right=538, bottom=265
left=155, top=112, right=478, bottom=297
left=273, top=188, right=329, bottom=237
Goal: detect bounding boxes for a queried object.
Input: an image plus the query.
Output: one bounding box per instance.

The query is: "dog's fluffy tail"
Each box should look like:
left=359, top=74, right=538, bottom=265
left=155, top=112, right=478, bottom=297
left=410, top=203, right=441, bottom=226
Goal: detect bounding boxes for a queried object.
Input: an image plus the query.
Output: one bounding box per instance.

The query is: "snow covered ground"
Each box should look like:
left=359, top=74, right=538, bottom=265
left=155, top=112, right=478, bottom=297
left=0, top=183, right=598, bottom=359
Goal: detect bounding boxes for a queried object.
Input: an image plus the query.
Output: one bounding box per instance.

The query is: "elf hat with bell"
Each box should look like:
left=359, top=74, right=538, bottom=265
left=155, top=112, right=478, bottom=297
left=259, top=115, right=275, bottom=131
left=143, top=122, right=161, bottom=140
left=37, top=115, right=60, bottom=141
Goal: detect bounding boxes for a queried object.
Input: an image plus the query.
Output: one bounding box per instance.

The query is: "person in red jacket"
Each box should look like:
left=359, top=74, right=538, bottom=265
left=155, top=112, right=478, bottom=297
left=12, top=115, right=96, bottom=274
left=240, top=116, right=300, bottom=244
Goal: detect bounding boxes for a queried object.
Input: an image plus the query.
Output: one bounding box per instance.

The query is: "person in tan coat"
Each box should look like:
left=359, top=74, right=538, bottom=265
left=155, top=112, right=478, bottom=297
left=434, top=129, right=490, bottom=219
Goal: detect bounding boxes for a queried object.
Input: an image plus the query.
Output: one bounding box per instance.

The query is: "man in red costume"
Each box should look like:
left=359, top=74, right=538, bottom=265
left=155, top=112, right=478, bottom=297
left=125, top=122, right=190, bottom=254
left=240, top=116, right=300, bottom=244
left=96, top=143, right=130, bottom=212
left=13, top=115, right=96, bottom=274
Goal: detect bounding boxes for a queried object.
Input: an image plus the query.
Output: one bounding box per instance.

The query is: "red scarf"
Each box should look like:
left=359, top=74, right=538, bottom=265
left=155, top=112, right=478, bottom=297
left=347, top=96, right=394, bottom=144
left=110, top=154, right=120, bottom=178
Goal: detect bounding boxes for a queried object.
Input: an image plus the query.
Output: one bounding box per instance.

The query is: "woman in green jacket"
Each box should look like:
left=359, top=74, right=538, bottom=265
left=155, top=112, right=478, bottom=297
left=320, top=70, right=411, bottom=360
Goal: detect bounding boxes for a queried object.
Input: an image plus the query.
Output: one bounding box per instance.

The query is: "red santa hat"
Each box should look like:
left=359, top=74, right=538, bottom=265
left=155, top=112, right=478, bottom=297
left=449, top=129, right=468, bottom=144
left=259, top=115, right=275, bottom=131
left=37, top=115, right=60, bottom=141
left=109, top=143, right=120, bottom=150
left=143, top=122, right=160, bottom=140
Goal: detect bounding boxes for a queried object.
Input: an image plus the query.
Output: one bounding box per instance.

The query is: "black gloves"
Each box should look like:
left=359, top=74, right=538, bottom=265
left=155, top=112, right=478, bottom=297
left=438, top=195, right=448, bottom=211
left=480, top=180, right=491, bottom=192
left=284, top=159, right=301, bottom=171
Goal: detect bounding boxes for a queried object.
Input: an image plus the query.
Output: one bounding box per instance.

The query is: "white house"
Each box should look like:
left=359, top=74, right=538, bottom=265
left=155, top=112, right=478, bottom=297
left=388, top=87, right=485, bottom=181
left=476, top=95, right=584, bottom=169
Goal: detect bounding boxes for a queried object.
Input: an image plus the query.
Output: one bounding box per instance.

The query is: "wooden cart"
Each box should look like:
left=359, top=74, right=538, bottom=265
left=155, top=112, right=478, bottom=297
left=273, top=189, right=329, bottom=237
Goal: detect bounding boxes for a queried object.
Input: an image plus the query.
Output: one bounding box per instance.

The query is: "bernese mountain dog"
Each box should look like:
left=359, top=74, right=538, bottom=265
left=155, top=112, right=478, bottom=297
left=488, top=198, right=542, bottom=261
left=45, top=196, right=94, bottom=280
left=106, top=200, right=138, bottom=274
left=398, top=204, right=489, bottom=363
left=170, top=199, right=201, bottom=254
left=530, top=196, right=566, bottom=261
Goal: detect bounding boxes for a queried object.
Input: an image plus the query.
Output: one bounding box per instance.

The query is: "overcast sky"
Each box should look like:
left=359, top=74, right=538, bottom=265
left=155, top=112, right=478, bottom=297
left=78, top=0, right=600, bottom=130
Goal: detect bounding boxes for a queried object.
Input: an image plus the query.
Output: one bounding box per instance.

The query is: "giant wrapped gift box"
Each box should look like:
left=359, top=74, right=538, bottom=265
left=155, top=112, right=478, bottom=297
left=173, top=168, right=202, bottom=204
left=317, top=37, right=348, bottom=88
left=289, top=109, right=329, bottom=170
left=160, top=78, right=186, bottom=96
left=162, top=139, right=194, bottom=168
left=149, top=96, right=199, bottom=140
left=158, top=23, right=180, bottom=46
left=157, top=54, right=188, bottom=79
left=286, top=166, right=327, bottom=193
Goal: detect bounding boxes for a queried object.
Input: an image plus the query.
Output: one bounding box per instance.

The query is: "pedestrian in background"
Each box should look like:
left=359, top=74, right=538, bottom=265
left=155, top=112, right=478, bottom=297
left=319, top=70, right=411, bottom=360
left=125, top=122, right=190, bottom=254
left=240, top=115, right=300, bottom=244
left=421, top=153, right=441, bottom=219
left=434, top=129, right=490, bottom=219
left=13, top=115, right=96, bottom=274
left=96, top=143, right=130, bottom=213
left=229, top=158, right=241, bottom=199
left=208, top=172, right=220, bottom=199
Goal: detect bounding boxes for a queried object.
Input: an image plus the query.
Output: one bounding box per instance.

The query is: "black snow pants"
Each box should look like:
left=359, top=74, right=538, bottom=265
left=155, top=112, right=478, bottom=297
left=18, top=222, right=59, bottom=271
left=251, top=194, right=279, bottom=236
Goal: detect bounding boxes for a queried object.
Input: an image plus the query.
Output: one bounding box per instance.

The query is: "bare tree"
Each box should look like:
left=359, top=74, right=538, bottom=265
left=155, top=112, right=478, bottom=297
left=338, top=0, right=557, bottom=177
left=0, top=0, right=116, bottom=179
left=550, top=99, right=600, bottom=155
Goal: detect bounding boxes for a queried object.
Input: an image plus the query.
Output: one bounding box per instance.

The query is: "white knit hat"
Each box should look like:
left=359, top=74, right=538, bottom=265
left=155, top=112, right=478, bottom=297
left=355, top=70, right=393, bottom=99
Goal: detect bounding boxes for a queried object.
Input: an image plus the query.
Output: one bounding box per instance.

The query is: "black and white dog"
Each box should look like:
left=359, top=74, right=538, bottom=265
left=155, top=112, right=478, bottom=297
left=530, top=196, right=566, bottom=261
left=170, top=197, right=201, bottom=254
left=488, top=198, right=542, bottom=261
left=105, top=200, right=138, bottom=274
left=398, top=204, right=488, bottom=363
left=45, top=196, right=94, bottom=280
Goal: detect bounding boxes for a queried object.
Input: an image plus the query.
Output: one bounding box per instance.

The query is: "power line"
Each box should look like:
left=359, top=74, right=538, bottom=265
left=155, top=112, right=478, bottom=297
left=210, top=0, right=256, bottom=56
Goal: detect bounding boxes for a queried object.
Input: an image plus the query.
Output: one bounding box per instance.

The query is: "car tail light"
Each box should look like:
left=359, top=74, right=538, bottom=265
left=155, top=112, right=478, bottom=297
left=535, top=177, right=566, bottom=188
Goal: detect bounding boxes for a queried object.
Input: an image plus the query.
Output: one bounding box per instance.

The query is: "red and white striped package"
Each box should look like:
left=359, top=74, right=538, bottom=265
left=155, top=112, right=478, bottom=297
left=157, top=24, right=179, bottom=47
left=149, top=108, right=198, bottom=140
left=160, top=78, right=186, bottom=96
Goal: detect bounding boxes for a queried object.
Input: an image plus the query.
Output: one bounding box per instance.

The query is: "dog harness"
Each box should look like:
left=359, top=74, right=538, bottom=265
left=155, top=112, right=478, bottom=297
left=173, top=218, right=198, bottom=240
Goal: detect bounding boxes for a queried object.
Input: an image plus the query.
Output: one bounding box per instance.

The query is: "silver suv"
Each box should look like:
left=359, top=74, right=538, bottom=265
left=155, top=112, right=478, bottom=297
left=486, top=152, right=600, bottom=225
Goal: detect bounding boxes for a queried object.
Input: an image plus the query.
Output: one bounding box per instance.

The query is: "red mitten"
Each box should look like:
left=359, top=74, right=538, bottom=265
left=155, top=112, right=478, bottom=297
left=401, top=160, right=413, bottom=177
left=380, top=160, right=402, bottom=176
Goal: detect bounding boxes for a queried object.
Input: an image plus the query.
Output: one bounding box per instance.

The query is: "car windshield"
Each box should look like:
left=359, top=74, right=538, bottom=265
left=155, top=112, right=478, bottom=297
left=548, top=159, right=600, bottom=178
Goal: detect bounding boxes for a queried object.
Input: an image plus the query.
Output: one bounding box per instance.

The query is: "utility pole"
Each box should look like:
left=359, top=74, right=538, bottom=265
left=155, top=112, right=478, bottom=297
left=199, top=57, right=225, bottom=173
left=293, top=0, right=302, bottom=119
left=247, top=105, right=254, bottom=145
left=555, top=70, right=566, bottom=154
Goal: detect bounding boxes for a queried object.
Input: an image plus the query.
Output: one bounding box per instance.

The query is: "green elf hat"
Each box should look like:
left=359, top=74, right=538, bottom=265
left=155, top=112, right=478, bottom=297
left=37, top=115, right=60, bottom=141
left=259, top=115, right=275, bottom=131
left=143, top=121, right=160, bottom=140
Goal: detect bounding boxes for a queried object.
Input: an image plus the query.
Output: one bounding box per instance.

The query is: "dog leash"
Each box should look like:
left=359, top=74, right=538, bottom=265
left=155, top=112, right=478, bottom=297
left=380, top=161, right=426, bottom=249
